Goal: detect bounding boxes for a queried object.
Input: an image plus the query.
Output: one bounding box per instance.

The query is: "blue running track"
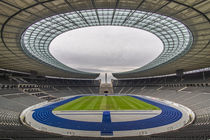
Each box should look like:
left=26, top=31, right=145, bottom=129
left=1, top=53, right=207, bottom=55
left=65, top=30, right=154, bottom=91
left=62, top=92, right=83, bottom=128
left=32, top=95, right=182, bottom=132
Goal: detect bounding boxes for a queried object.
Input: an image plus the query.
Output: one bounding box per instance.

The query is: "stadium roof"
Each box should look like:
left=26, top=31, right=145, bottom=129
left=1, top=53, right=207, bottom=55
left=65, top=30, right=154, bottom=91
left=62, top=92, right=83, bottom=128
left=0, top=0, right=209, bottom=79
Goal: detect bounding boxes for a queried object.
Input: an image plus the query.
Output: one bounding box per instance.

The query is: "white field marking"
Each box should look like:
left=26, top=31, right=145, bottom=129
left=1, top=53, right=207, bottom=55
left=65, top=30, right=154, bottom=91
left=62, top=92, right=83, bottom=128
left=111, top=110, right=161, bottom=122
left=53, top=111, right=103, bottom=122
left=53, top=110, right=161, bottom=122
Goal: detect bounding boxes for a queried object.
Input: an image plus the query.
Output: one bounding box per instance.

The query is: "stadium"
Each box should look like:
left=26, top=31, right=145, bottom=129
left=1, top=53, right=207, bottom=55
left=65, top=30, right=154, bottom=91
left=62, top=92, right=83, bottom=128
left=0, top=0, right=209, bottom=140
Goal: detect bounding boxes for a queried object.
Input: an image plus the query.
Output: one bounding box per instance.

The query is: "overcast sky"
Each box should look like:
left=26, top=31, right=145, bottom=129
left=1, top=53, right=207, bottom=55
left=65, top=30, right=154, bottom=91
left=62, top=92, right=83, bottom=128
left=49, top=26, right=163, bottom=83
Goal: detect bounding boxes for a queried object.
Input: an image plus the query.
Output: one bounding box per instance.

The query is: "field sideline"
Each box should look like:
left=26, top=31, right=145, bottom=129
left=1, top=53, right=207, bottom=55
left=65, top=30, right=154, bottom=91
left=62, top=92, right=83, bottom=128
left=54, top=96, right=160, bottom=111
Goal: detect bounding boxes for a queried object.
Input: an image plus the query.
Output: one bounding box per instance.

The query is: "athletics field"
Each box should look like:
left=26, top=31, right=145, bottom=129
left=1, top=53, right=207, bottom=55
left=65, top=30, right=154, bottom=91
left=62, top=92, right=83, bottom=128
left=54, top=95, right=160, bottom=111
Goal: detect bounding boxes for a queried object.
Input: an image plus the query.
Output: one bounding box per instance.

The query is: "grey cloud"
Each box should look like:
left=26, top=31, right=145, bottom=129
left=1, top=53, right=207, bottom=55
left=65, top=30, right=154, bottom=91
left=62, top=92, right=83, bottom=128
left=49, top=26, right=163, bottom=82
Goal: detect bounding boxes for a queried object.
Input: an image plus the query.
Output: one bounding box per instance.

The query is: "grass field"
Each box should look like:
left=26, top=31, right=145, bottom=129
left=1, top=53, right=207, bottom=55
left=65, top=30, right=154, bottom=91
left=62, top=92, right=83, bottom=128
left=53, top=96, right=160, bottom=111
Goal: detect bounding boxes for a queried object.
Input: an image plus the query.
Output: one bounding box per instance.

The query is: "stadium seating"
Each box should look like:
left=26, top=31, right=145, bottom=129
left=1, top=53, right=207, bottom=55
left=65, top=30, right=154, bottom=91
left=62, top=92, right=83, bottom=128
left=112, top=71, right=210, bottom=139
left=1, top=69, right=210, bottom=139
left=0, top=70, right=101, bottom=139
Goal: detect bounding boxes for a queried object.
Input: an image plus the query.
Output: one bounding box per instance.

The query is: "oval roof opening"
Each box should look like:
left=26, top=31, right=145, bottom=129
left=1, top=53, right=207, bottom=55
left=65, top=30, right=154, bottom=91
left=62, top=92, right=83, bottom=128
left=49, top=26, right=163, bottom=82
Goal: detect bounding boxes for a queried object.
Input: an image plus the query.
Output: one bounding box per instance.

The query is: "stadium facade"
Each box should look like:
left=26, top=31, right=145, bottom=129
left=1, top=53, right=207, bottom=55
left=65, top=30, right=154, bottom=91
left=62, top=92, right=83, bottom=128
left=0, top=0, right=210, bottom=140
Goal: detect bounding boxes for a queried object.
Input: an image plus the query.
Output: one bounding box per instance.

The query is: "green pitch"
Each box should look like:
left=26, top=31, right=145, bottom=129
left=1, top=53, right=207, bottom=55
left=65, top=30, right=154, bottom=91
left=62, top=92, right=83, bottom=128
left=54, top=96, right=160, bottom=111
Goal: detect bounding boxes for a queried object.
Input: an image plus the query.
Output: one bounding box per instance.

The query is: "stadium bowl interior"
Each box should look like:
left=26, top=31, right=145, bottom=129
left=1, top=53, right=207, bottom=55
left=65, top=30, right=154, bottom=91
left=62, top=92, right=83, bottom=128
left=0, top=0, right=210, bottom=140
